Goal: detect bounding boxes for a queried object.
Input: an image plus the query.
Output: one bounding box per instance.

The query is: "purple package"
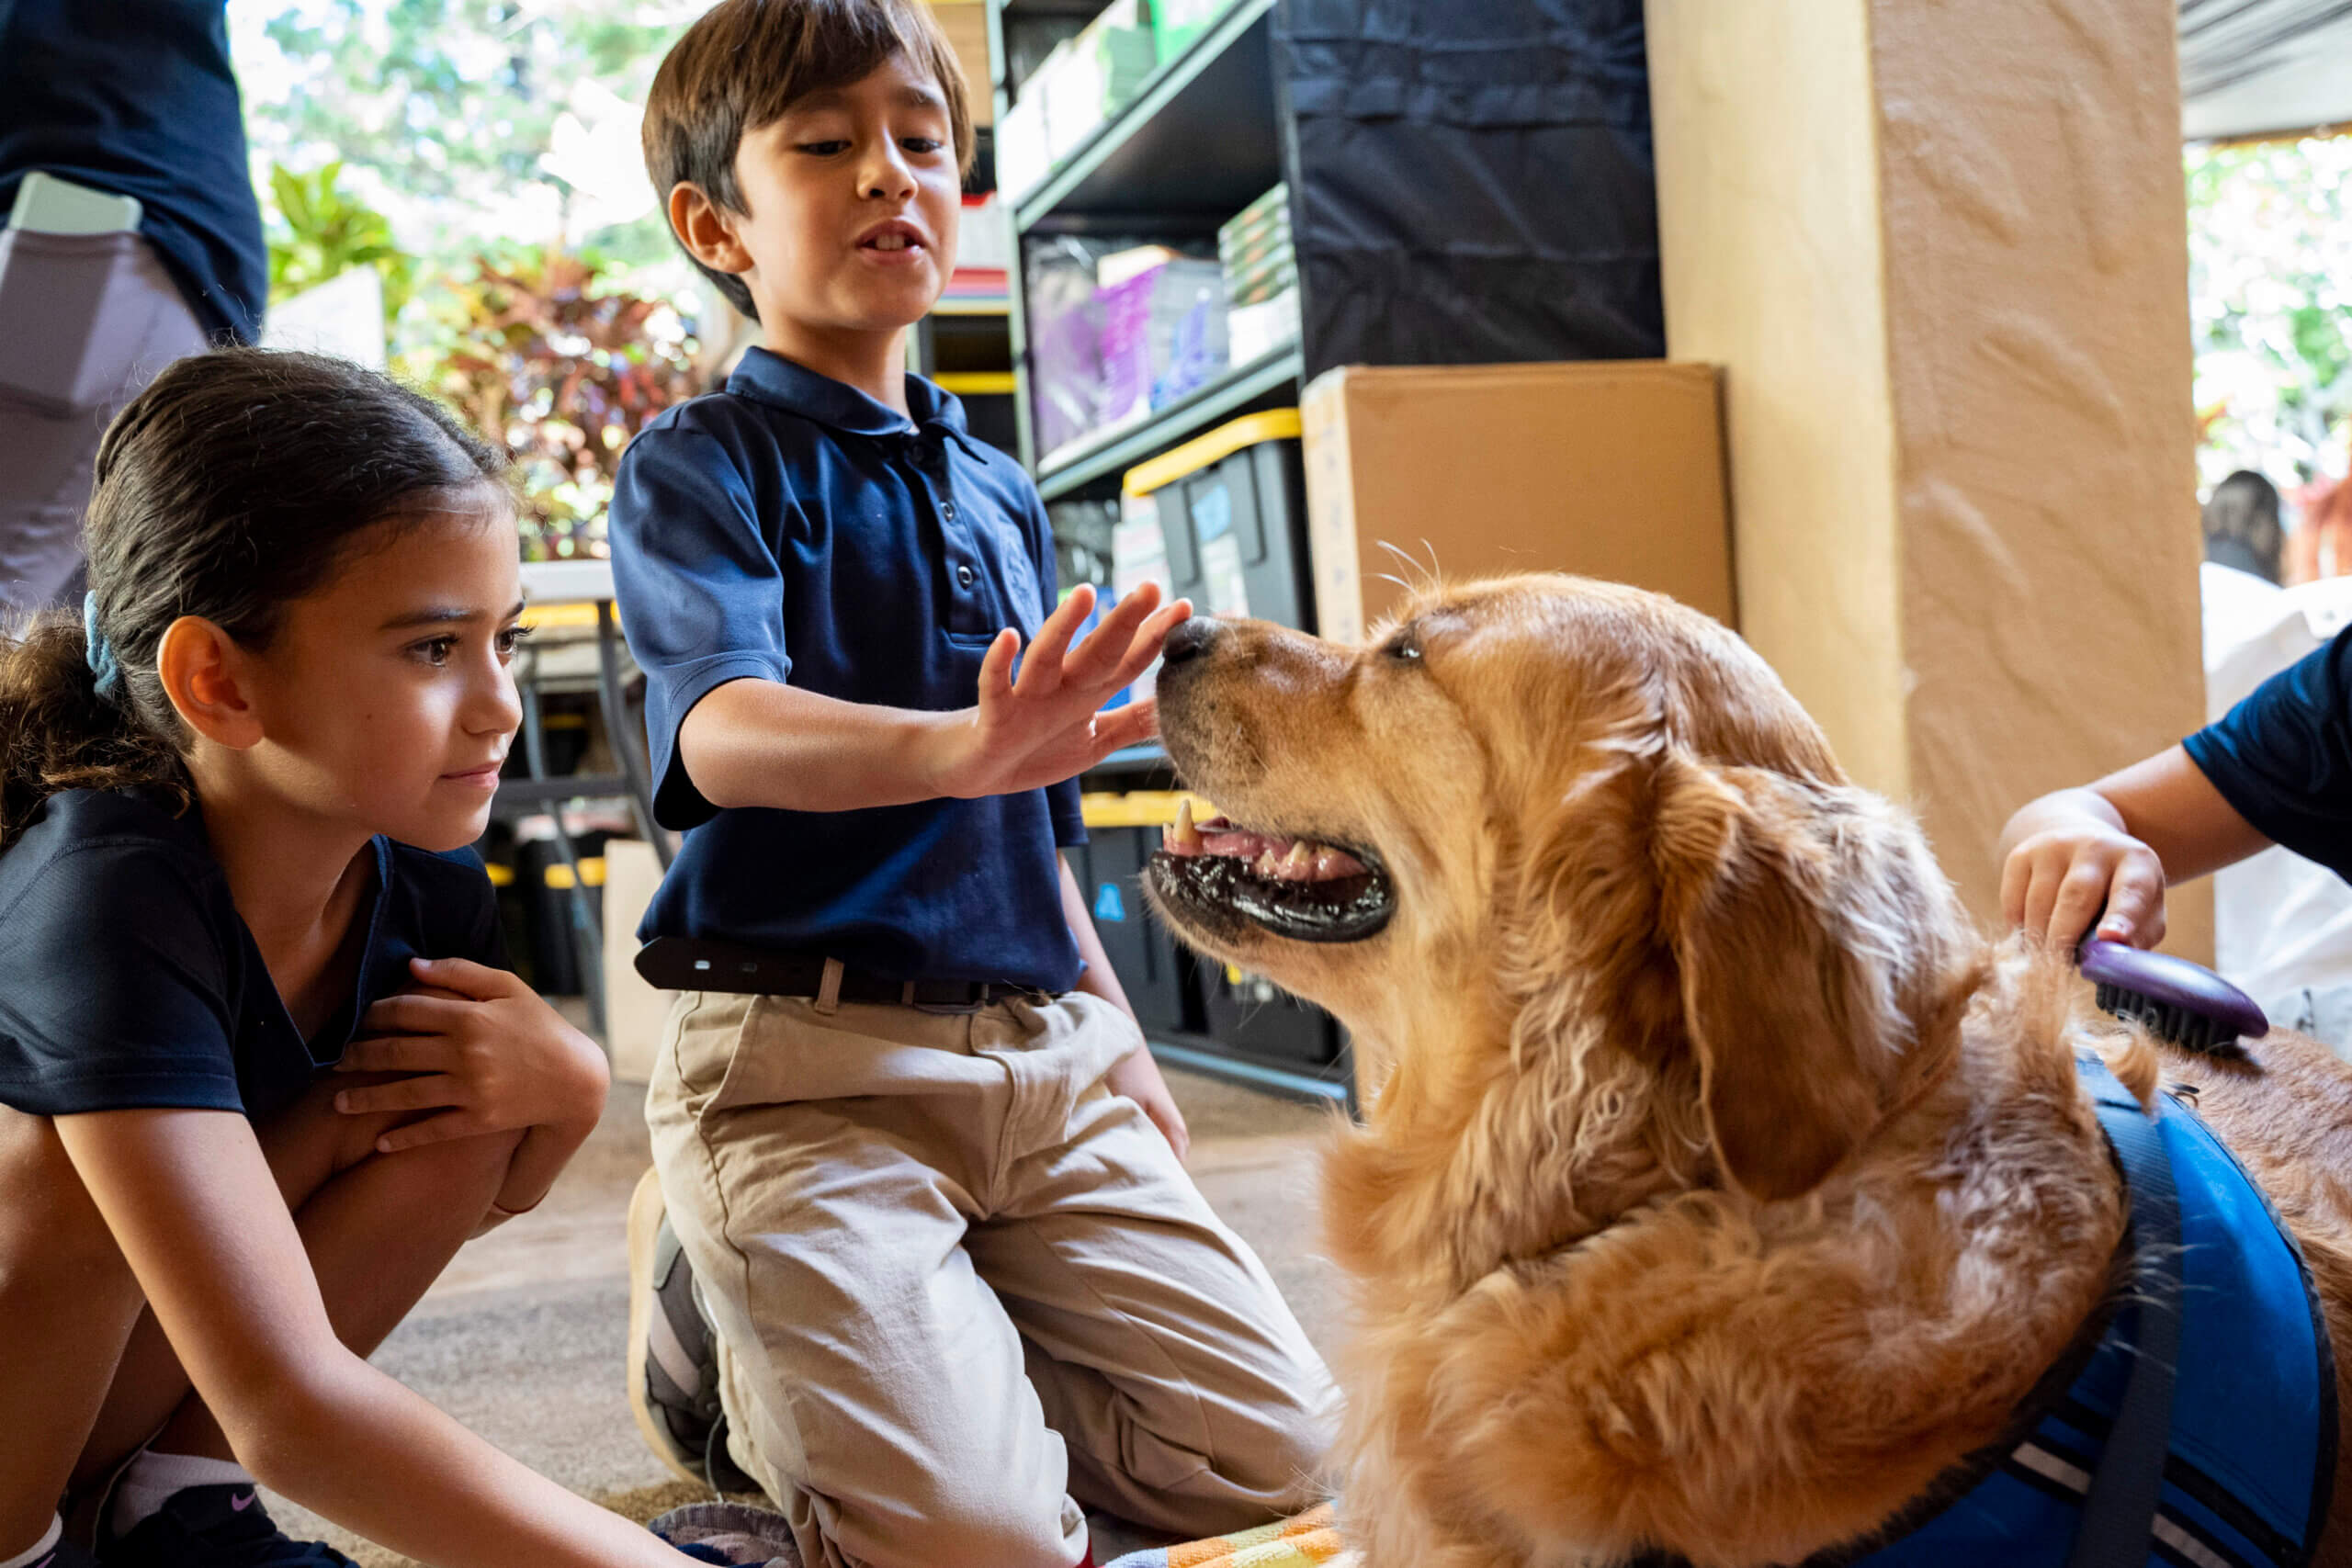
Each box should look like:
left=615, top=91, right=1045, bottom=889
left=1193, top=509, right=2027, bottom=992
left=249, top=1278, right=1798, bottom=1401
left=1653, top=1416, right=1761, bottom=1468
left=1024, top=244, right=1105, bottom=457
left=1096, top=265, right=1159, bottom=431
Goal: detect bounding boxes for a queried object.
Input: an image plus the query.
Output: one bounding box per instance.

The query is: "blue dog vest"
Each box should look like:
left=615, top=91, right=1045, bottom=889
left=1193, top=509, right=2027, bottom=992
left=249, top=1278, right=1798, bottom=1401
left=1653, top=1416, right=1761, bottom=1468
left=1837, top=1055, right=2336, bottom=1568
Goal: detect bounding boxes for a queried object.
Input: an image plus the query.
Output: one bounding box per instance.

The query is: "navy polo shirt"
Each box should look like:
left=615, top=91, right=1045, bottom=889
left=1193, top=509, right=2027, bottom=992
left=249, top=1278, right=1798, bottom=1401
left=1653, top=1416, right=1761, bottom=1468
left=0, top=789, right=506, bottom=1122
left=0, top=0, right=267, bottom=343
left=2185, top=621, right=2352, bottom=878
left=610, top=349, right=1087, bottom=993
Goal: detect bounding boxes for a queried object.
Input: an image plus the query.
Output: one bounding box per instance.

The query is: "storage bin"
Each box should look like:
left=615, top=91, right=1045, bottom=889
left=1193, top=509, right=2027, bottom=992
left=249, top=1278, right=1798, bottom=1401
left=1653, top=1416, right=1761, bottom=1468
left=1122, top=410, right=1312, bottom=629
left=1201, top=961, right=1341, bottom=1066
left=1074, top=823, right=1198, bottom=1037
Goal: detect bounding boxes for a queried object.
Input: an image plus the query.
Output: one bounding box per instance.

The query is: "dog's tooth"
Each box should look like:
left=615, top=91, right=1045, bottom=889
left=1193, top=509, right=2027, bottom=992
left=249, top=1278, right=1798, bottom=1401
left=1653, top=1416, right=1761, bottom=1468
left=1171, top=799, right=1204, bottom=854
left=1282, top=841, right=1316, bottom=878
left=1254, top=849, right=1283, bottom=878
left=1316, top=847, right=1367, bottom=879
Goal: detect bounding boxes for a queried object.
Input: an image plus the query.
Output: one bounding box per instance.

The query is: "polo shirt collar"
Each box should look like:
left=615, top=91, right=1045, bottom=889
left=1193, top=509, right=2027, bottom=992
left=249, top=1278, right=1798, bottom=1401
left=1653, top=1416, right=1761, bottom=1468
left=728, top=346, right=984, bottom=459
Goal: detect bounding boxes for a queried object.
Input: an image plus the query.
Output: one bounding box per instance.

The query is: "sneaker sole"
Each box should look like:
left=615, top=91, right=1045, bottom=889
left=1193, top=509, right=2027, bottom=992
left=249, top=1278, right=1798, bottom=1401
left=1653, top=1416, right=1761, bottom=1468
left=625, top=1164, right=712, bottom=1490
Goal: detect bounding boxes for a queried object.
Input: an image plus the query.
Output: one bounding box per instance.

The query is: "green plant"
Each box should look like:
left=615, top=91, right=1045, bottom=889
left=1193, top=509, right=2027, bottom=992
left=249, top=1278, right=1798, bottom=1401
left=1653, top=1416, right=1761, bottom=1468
left=2187, top=134, right=2352, bottom=493
left=411, top=248, right=701, bottom=560
left=266, top=160, right=417, bottom=320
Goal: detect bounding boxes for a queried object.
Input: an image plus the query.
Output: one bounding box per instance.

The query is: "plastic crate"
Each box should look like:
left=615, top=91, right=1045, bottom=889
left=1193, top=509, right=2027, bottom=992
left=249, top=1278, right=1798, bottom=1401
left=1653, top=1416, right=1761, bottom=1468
left=1069, top=824, right=1198, bottom=1036
left=1123, top=409, right=1312, bottom=630
left=1201, top=960, right=1341, bottom=1066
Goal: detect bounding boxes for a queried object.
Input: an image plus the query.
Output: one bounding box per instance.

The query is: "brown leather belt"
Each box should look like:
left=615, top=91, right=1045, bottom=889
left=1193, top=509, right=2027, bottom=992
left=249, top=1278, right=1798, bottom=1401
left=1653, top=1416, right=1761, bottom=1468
left=633, top=936, right=1036, bottom=1007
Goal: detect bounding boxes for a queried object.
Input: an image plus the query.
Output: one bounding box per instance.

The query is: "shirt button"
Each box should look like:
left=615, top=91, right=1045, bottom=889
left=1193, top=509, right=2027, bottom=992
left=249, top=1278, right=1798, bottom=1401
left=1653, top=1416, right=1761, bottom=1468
left=942, top=500, right=957, bottom=520
left=956, top=563, right=976, bottom=589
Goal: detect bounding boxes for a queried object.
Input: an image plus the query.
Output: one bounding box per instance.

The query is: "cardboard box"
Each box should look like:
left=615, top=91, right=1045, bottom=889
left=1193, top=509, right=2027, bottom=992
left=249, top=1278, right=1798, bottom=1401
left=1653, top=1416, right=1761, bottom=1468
left=927, top=2, right=993, bottom=127
left=1299, top=361, right=1735, bottom=644
left=601, top=837, right=673, bottom=1085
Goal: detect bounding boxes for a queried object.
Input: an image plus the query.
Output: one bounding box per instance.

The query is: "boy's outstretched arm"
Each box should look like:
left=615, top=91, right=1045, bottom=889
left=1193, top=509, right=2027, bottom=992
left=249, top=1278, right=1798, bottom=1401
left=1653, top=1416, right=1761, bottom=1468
left=1998, top=744, right=2270, bottom=950
left=678, top=582, right=1190, bottom=812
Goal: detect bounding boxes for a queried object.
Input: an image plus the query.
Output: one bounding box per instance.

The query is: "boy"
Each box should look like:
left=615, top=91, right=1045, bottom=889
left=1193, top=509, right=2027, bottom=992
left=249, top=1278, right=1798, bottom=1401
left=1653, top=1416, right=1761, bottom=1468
left=609, top=5, right=1334, bottom=1566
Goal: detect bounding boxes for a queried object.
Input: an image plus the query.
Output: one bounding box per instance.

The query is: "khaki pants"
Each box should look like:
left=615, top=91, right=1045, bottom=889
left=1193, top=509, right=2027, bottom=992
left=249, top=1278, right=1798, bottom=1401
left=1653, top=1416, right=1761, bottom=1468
left=646, top=987, right=1336, bottom=1568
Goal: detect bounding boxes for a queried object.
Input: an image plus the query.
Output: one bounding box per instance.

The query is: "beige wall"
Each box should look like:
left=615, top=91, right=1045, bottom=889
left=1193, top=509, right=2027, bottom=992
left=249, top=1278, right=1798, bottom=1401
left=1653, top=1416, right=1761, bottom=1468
left=1647, top=0, right=2212, bottom=958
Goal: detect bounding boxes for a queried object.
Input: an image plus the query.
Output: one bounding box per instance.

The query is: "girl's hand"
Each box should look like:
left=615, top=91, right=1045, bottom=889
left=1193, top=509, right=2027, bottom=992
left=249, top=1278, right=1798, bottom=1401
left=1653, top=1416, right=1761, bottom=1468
left=334, top=956, right=608, bottom=1155
left=1999, top=819, right=2168, bottom=951
left=1105, top=1044, right=1190, bottom=1165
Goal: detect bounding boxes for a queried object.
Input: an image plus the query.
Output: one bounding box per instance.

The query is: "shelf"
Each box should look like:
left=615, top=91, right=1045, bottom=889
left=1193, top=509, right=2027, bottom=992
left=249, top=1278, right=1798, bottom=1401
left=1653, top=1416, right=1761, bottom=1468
left=1146, top=1036, right=1353, bottom=1108
left=932, top=295, right=1012, bottom=317
left=1091, top=740, right=1171, bottom=771
left=1012, top=0, right=1280, bottom=231
left=1035, top=344, right=1302, bottom=501
left=937, top=371, right=1020, bottom=396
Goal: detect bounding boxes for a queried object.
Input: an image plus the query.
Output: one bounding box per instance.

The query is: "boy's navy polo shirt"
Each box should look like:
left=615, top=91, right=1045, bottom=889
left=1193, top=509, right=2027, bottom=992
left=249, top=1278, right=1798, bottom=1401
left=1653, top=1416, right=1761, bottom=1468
left=2186, top=620, right=2352, bottom=878
left=0, top=0, right=267, bottom=343
left=610, top=348, right=1087, bottom=995
left=0, top=789, right=506, bottom=1122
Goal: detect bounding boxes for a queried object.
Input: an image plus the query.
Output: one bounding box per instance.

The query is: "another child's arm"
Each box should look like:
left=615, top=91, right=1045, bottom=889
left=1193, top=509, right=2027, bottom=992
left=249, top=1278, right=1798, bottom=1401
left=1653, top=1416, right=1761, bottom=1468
left=1997, top=744, right=2271, bottom=949
left=53, top=1108, right=700, bottom=1568
left=1057, top=852, right=1191, bottom=1161
left=679, top=581, right=1189, bottom=812
left=331, top=955, right=607, bottom=1229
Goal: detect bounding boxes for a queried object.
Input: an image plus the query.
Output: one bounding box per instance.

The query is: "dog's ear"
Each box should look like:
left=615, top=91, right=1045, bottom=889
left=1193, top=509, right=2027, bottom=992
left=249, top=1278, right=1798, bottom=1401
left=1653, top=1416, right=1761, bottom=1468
left=1650, top=751, right=1945, bottom=1202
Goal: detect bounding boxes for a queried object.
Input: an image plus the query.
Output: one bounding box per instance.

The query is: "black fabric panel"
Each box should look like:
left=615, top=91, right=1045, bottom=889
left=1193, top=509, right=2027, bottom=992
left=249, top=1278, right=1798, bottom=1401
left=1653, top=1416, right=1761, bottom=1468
left=1277, top=0, right=1664, bottom=376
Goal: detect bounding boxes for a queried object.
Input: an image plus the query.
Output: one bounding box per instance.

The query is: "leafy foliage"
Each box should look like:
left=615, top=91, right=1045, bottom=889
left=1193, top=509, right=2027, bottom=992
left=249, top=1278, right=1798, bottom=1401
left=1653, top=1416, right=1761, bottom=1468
left=2187, top=134, right=2352, bottom=499
left=243, top=0, right=682, bottom=265
left=266, top=161, right=415, bottom=319
left=407, top=249, right=701, bottom=561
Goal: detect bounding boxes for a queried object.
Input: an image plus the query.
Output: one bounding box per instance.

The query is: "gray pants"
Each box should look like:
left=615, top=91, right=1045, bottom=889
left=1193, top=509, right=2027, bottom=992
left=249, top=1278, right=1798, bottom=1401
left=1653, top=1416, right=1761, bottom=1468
left=0, top=231, right=209, bottom=615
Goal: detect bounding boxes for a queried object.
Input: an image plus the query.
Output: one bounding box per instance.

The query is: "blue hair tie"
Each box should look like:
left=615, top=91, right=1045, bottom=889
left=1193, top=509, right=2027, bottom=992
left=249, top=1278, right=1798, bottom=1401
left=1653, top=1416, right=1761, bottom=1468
left=83, top=591, right=122, bottom=703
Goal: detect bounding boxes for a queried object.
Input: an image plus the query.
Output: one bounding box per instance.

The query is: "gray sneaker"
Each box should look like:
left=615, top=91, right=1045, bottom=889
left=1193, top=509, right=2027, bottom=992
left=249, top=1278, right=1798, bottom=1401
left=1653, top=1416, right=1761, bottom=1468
left=627, top=1167, right=754, bottom=1494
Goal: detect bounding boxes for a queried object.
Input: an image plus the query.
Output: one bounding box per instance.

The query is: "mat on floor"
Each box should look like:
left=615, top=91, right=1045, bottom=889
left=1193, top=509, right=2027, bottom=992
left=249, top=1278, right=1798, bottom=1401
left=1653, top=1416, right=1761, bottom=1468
left=1102, top=1504, right=1352, bottom=1568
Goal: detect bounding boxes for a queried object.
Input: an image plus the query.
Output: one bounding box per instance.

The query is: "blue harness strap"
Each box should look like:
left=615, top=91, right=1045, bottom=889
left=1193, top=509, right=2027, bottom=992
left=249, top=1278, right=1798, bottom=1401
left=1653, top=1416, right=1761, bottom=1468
left=2067, top=1055, right=2185, bottom=1568
left=1628, top=1054, right=2335, bottom=1568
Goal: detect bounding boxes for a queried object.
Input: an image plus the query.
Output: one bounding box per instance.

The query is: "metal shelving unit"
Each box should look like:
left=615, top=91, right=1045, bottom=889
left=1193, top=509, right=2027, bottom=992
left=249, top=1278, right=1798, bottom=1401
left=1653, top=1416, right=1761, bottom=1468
left=1035, top=344, right=1300, bottom=501
left=989, top=0, right=1340, bottom=1107
left=1012, top=0, right=1279, bottom=232
left=991, top=0, right=1299, bottom=491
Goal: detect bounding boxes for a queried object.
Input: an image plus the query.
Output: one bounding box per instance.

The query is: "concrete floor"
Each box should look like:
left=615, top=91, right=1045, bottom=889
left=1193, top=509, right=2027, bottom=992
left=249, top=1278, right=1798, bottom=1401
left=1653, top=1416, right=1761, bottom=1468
left=268, top=1057, right=1349, bottom=1566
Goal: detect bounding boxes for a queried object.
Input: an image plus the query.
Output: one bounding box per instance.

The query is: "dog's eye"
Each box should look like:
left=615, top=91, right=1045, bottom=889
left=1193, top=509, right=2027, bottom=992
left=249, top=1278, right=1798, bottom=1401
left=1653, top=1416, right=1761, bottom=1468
left=1384, top=628, right=1423, bottom=662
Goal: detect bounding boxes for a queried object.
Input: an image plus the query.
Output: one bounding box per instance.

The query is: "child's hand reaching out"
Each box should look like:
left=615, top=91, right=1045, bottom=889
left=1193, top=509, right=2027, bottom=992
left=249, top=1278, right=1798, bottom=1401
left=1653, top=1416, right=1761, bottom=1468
left=931, top=582, right=1192, bottom=799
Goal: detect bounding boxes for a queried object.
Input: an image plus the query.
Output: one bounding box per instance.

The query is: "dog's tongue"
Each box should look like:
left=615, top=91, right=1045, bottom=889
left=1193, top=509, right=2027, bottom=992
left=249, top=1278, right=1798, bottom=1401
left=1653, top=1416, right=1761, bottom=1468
left=1162, top=807, right=1366, bottom=882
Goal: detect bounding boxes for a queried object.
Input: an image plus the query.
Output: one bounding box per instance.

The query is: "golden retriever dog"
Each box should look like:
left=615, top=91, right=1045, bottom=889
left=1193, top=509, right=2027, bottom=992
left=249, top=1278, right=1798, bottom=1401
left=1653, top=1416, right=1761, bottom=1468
left=1142, top=574, right=2352, bottom=1568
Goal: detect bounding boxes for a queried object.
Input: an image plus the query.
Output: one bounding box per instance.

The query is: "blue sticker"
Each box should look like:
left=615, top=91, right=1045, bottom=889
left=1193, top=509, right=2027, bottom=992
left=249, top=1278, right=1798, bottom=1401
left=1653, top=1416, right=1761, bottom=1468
left=1191, top=480, right=1233, bottom=543
left=1093, top=882, right=1127, bottom=922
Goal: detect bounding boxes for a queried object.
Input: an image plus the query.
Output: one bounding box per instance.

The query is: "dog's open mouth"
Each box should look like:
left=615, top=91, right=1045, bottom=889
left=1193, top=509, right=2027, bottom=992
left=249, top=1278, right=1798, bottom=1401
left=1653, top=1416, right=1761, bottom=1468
left=1146, top=800, right=1395, bottom=943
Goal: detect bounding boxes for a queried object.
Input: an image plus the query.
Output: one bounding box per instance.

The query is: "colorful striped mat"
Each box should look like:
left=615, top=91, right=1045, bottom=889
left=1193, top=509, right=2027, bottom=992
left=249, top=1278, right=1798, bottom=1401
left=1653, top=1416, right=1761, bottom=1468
left=1102, top=1505, right=1354, bottom=1568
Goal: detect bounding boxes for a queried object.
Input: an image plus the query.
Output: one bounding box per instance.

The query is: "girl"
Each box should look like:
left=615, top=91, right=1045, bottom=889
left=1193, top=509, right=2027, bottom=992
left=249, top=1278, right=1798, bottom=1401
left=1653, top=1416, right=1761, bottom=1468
left=0, top=349, right=709, bottom=1568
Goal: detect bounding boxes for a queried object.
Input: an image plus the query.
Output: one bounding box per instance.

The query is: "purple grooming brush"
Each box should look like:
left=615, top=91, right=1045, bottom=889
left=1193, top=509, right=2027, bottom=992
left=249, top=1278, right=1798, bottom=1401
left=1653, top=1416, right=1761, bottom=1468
left=2078, top=939, right=2268, bottom=1053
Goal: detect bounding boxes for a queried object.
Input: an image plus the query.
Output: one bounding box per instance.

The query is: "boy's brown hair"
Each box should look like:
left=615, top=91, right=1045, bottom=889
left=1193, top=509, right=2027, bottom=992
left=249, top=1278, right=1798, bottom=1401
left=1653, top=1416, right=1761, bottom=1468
left=643, top=0, right=975, bottom=321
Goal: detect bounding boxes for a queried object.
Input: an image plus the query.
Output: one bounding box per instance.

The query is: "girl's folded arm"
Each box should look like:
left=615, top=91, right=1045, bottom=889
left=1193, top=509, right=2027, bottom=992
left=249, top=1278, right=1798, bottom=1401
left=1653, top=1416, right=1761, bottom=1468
left=53, top=1106, right=689, bottom=1568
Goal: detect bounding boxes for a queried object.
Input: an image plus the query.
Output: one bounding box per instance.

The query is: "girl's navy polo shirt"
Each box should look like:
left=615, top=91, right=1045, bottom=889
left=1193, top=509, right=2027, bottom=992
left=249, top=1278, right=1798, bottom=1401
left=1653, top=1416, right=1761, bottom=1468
left=2186, top=620, right=2352, bottom=878
left=609, top=349, right=1088, bottom=994
left=0, top=789, right=505, bottom=1121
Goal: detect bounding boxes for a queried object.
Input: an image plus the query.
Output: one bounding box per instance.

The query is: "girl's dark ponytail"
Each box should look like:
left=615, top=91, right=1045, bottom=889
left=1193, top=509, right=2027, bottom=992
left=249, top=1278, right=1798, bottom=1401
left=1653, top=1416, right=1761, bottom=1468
left=0, top=347, right=508, bottom=850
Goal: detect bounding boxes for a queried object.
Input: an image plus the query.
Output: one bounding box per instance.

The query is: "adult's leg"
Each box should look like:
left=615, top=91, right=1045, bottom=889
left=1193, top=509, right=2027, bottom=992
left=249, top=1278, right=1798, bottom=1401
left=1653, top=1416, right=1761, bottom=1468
left=70, top=1072, right=523, bottom=1484
left=967, top=994, right=1338, bottom=1538
left=0, top=232, right=209, bottom=615
left=646, top=991, right=1091, bottom=1568
left=0, top=1109, right=147, bottom=1557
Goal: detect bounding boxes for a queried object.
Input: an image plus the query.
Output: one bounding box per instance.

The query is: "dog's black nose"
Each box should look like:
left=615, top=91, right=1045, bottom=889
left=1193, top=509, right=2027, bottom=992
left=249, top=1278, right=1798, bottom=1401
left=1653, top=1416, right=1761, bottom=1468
left=1161, top=615, right=1221, bottom=667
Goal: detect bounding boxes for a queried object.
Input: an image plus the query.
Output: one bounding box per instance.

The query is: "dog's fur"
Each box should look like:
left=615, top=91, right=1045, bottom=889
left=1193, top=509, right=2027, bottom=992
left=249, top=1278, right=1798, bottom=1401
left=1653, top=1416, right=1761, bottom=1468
left=1146, top=575, right=2352, bottom=1568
